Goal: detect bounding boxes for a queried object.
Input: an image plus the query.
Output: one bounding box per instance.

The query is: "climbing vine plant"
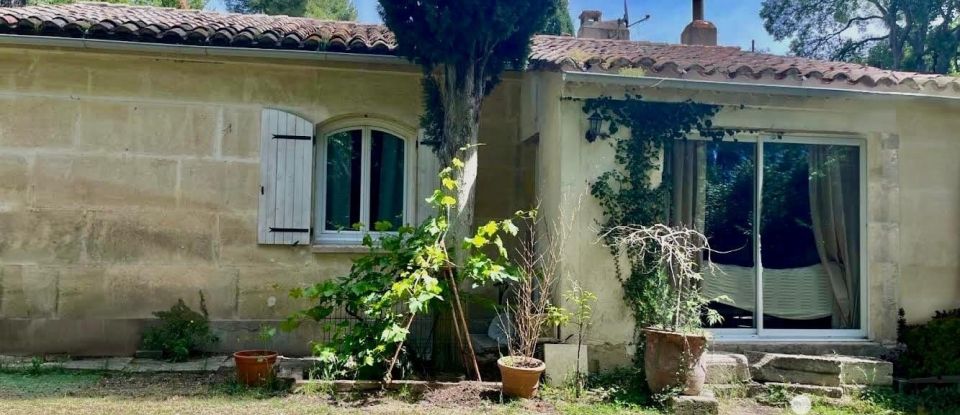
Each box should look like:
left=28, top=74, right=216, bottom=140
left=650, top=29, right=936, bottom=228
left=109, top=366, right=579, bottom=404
left=581, top=95, right=736, bottom=345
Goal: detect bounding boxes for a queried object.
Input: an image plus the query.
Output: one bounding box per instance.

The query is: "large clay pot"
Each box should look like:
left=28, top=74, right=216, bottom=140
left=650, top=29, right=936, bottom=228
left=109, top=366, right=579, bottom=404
left=642, top=328, right=708, bottom=396
left=498, top=356, right=546, bottom=398
left=233, top=350, right=278, bottom=386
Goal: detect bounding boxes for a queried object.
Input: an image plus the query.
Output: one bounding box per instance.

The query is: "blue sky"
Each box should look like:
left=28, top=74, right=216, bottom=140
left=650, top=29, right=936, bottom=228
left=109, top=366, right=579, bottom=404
left=209, top=0, right=789, bottom=55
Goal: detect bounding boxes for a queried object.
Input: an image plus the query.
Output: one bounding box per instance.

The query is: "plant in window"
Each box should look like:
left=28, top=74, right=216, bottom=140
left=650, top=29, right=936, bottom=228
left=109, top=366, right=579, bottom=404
left=282, top=154, right=519, bottom=382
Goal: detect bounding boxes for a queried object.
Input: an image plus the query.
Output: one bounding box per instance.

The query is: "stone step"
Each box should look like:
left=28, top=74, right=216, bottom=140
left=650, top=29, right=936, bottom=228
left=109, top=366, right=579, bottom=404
left=703, top=352, right=751, bottom=384
left=709, top=382, right=843, bottom=399
left=711, top=341, right=889, bottom=359
left=749, top=352, right=892, bottom=387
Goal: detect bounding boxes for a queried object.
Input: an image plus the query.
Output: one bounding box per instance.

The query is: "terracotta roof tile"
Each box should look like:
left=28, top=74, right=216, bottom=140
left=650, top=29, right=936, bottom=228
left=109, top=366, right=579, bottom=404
left=0, top=2, right=395, bottom=52
left=2, top=2, right=958, bottom=94
left=530, top=35, right=960, bottom=94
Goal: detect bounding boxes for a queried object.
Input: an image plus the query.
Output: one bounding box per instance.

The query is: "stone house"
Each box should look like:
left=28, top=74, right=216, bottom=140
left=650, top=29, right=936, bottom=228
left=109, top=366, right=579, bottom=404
left=0, top=3, right=958, bottom=366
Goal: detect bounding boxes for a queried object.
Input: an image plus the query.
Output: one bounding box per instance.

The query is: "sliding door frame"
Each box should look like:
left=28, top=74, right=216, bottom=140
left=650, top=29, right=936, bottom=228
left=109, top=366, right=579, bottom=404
left=688, top=133, right=868, bottom=340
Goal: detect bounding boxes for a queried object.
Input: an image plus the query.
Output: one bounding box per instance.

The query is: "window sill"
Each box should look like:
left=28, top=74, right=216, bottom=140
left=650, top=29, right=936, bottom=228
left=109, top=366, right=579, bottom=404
left=311, top=245, right=372, bottom=254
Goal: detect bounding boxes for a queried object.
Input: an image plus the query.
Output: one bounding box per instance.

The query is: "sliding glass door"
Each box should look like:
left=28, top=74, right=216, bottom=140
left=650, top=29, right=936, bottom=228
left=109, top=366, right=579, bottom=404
left=671, top=135, right=865, bottom=338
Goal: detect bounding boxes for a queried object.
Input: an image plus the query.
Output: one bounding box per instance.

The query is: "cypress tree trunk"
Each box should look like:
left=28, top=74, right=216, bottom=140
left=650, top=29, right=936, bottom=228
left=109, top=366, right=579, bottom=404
left=430, top=62, right=483, bottom=374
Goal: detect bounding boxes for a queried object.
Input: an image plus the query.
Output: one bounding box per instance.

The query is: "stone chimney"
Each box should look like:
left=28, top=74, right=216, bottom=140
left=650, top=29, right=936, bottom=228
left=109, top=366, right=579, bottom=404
left=577, top=10, right=630, bottom=41
left=681, top=0, right=717, bottom=46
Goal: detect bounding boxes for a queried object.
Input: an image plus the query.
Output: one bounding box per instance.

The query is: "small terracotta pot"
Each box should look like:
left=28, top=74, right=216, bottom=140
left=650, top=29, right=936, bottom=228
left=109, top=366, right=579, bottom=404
left=498, top=356, right=546, bottom=398
left=642, top=328, right=708, bottom=396
left=233, top=350, right=278, bottom=386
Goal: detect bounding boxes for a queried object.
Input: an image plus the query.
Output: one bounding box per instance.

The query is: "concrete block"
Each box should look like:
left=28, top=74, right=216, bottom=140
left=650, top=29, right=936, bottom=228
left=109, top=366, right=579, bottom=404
left=146, top=58, right=247, bottom=103
left=0, top=155, right=29, bottom=208
left=34, top=155, right=178, bottom=209
left=671, top=395, right=718, bottom=415
left=750, top=353, right=893, bottom=387
left=57, top=265, right=237, bottom=319
left=126, top=356, right=227, bottom=372
left=0, top=266, right=58, bottom=318
left=244, top=67, right=320, bottom=107
left=704, top=352, right=750, bottom=384
left=132, top=103, right=218, bottom=157
left=60, top=357, right=133, bottom=371
left=236, top=264, right=348, bottom=319
left=0, top=209, right=85, bottom=264
left=212, top=319, right=327, bottom=356
left=12, top=52, right=89, bottom=94
left=84, top=210, right=216, bottom=264
left=220, top=108, right=261, bottom=159
left=76, top=100, right=137, bottom=153
left=543, top=343, right=588, bottom=386
left=79, top=101, right=218, bottom=157
left=0, top=318, right=146, bottom=356
left=217, top=213, right=316, bottom=265
left=180, top=159, right=259, bottom=211
left=0, top=96, right=78, bottom=148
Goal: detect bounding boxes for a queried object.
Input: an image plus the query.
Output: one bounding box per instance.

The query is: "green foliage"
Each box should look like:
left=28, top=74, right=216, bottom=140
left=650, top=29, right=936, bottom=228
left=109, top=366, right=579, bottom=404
left=584, top=367, right=655, bottom=407
left=896, top=308, right=960, bottom=378
left=225, top=0, right=356, bottom=20
left=541, top=0, right=574, bottom=36
left=142, top=292, right=219, bottom=363
left=582, top=95, right=728, bottom=341
left=760, top=0, right=960, bottom=73
left=27, top=0, right=207, bottom=9
left=379, top=0, right=559, bottom=162
left=812, top=386, right=960, bottom=415
left=282, top=158, right=519, bottom=380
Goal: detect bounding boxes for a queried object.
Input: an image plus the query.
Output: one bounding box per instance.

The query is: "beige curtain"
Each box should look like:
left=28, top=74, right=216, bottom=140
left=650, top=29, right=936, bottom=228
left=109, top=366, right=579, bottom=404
left=808, top=146, right=860, bottom=329
left=668, top=140, right=707, bottom=232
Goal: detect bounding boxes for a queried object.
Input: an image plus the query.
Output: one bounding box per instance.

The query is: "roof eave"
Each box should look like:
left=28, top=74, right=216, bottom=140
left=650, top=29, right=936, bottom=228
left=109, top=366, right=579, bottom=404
left=0, top=33, right=410, bottom=66
left=561, top=70, right=960, bottom=104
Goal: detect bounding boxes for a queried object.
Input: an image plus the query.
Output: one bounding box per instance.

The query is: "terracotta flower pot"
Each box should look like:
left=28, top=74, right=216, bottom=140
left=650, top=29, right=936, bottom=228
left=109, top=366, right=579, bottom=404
left=233, top=350, right=278, bottom=386
left=498, top=356, right=546, bottom=398
left=642, top=328, right=708, bottom=396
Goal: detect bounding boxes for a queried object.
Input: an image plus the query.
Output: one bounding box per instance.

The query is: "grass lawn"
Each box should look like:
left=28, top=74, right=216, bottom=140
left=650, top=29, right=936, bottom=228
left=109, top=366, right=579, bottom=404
left=1, top=367, right=958, bottom=414
left=0, top=367, right=664, bottom=415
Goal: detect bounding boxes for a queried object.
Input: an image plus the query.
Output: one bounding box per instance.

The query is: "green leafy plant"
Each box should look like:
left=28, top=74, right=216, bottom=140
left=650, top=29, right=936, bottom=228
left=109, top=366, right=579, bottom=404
left=283, top=155, right=520, bottom=381
left=564, top=282, right=597, bottom=398
left=142, top=291, right=219, bottom=362
left=580, top=95, right=735, bottom=348
left=896, top=308, right=960, bottom=378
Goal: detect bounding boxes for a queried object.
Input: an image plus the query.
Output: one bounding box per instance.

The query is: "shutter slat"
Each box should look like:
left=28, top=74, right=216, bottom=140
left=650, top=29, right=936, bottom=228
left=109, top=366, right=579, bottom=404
left=258, top=109, right=314, bottom=245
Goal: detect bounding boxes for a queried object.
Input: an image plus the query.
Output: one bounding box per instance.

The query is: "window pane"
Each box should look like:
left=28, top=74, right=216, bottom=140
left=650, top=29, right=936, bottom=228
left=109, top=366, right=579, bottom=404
left=761, top=143, right=860, bottom=329
left=699, top=141, right=757, bottom=328
left=325, top=130, right=362, bottom=231
left=369, top=130, right=405, bottom=231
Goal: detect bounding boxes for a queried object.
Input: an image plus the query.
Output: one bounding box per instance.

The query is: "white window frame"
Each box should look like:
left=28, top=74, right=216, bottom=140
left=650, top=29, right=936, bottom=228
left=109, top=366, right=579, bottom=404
left=686, top=133, right=869, bottom=341
left=314, top=118, right=417, bottom=246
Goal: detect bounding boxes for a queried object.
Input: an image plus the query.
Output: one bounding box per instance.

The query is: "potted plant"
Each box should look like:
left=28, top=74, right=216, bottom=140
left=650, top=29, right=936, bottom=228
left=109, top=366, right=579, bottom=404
left=233, top=326, right=279, bottom=386
left=605, top=224, right=725, bottom=396
left=498, top=209, right=573, bottom=398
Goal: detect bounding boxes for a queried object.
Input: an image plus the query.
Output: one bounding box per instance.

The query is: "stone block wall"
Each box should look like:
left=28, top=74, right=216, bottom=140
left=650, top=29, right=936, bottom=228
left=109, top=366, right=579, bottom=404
left=0, top=46, right=524, bottom=356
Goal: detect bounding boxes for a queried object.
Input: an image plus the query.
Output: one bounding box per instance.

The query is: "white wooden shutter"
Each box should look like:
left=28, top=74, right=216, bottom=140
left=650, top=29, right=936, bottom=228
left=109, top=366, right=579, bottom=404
left=258, top=108, right=314, bottom=245
left=415, top=129, right=442, bottom=223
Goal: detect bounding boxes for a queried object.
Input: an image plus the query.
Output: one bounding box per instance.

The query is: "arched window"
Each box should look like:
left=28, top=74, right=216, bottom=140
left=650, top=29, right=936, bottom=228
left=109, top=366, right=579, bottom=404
left=315, top=121, right=414, bottom=245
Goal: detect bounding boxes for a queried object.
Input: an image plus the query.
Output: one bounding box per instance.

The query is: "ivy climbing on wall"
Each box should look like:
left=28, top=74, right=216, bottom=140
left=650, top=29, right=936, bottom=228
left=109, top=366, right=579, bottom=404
left=578, top=95, right=737, bottom=355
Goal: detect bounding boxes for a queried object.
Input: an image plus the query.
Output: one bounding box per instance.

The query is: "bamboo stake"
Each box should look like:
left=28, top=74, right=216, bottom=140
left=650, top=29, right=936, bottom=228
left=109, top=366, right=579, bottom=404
left=447, top=267, right=481, bottom=382
left=383, top=313, right=417, bottom=384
